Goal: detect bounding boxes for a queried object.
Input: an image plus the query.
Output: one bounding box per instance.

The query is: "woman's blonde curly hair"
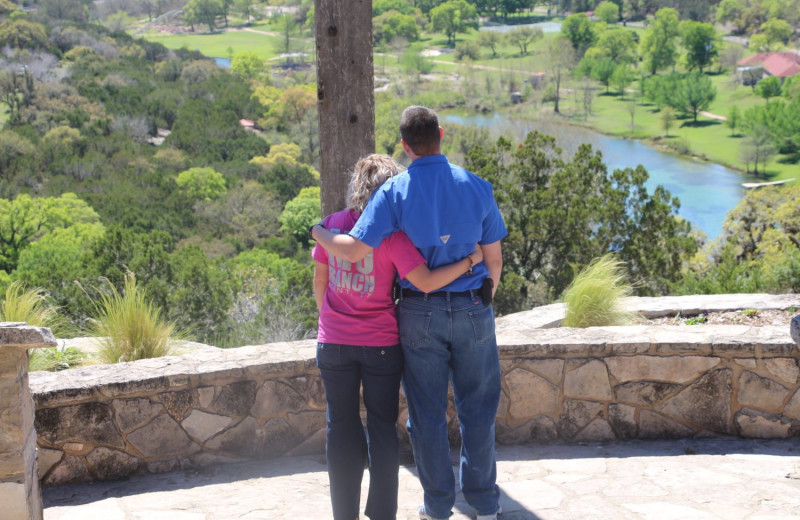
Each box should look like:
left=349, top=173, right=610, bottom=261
left=347, top=154, right=403, bottom=213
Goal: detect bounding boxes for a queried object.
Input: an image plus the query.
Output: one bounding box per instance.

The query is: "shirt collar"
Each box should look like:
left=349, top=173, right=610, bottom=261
left=408, top=154, right=447, bottom=170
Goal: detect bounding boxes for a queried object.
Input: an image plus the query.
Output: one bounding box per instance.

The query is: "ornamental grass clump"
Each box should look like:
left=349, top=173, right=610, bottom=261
left=91, top=273, right=180, bottom=364
left=0, top=282, right=80, bottom=371
left=562, top=254, right=637, bottom=328
left=1, top=281, right=65, bottom=330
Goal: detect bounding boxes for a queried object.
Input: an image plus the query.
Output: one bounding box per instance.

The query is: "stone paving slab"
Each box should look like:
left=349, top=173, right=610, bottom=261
left=43, top=439, right=800, bottom=520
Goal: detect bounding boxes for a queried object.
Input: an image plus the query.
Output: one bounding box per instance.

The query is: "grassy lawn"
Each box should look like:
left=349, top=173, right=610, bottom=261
left=575, top=90, right=798, bottom=181
left=138, top=29, right=285, bottom=60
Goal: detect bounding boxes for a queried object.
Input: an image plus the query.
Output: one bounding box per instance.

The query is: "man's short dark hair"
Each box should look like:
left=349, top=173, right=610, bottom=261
left=400, top=106, right=440, bottom=156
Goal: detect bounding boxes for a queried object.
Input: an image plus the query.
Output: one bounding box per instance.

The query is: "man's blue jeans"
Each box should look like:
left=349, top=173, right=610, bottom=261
left=316, top=343, right=403, bottom=520
left=398, top=292, right=501, bottom=519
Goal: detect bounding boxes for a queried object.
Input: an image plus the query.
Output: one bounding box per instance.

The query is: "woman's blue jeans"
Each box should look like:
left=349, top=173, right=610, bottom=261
left=398, top=293, right=501, bottom=519
left=316, top=343, right=403, bottom=520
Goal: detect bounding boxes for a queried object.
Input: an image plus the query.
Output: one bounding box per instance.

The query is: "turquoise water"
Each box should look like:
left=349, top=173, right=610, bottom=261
left=441, top=113, right=746, bottom=240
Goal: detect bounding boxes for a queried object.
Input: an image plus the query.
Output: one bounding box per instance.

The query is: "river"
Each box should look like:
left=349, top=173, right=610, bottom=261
left=441, top=112, right=746, bottom=240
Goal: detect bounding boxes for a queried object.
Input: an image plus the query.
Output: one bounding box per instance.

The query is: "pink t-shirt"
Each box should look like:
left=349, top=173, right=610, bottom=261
left=312, top=209, right=426, bottom=347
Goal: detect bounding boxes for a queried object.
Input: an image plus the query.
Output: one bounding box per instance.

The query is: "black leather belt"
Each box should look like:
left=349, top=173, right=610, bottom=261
left=400, top=288, right=478, bottom=299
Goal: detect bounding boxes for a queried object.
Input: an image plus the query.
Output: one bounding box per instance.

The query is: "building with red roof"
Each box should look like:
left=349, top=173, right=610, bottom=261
left=737, top=52, right=800, bottom=85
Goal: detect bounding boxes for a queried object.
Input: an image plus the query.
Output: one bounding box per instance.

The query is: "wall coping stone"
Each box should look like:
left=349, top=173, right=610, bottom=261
left=496, top=293, right=800, bottom=330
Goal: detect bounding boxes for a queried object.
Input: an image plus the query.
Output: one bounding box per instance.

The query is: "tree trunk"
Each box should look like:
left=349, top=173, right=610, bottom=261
left=315, top=0, right=375, bottom=217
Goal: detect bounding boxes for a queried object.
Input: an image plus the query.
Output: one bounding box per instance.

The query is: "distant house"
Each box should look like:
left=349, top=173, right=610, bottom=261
left=736, top=52, right=800, bottom=85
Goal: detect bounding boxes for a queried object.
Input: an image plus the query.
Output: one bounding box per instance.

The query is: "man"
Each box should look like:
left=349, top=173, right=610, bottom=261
left=312, top=106, right=506, bottom=520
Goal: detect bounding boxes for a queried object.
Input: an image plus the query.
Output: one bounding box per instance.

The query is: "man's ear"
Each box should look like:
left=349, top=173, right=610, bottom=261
left=401, top=139, right=413, bottom=156
left=439, top=126, right=444, bottom=139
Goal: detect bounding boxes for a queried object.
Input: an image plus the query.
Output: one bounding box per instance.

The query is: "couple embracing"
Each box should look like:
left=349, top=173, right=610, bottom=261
left=311, top=106, right=507, bottom=520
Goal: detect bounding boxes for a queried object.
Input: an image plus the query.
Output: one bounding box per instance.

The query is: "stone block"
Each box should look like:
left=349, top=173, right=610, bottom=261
left=286, top=428, right=326, bottom=457
left=606, top=355, right=720, bottom=384
left=158, top=390, right=194, bottom=421
left=564, top=360, right=612, bottom=401
left=37, top=448, right=62, bottom=479
left=496, top=389, right=510, bottom=420
left=735, top=409, right=791, bottom=439
left=609, top=404, right=637, bottom=439
left=43, top=455, right=90, bottom=486
left=112, top=398, right=166, bottom=433
left=85, top=447, right=142, bottom=480
left=197, top=386, right=215, bottom=409
left=574, top=418, right=616, bottom=442
left=559, top=399, right=604, bottom=439
left=734, top=359, right=757, bottom=368
left=764, top=358, right=800, bottom=385
left=307, top=375, right=326, bottom=410
left=504, top=368, right=558, bottom=420
left=515, top=358, right=565, bottom=385
left=614, top=381, right=682, bottom=406
left=35, top=403, right=124, bottom=449
left=287, top=410, right=326, bottom=438
left=261, top=418, right=303, bottom=458
left=206, top=417, right=261, bottom=457
left=182, top=410, right=232, bottom=443
left=785, top=389, right=800, bottom=420
left=737, top=371, right=790, bottom=412
left=127, top=414, right=197, bottom=458
left=146, top=459, right=181, bottom=475
left=791, top=315, right=800, bottom=345
left=212, top=381, right=256, bottom=416
left=0, top=451, right=24, bottom=479
left=0, top=325, right=56, bottom=348
left=0, top=481, right=28, bottom=520
left=251, top=381, right=306, bottom=418
left=658, top=369, right=732, bottom=434
left=528, top=416, right=559, bottom=442
left=638, top=411, right=695, bottom=439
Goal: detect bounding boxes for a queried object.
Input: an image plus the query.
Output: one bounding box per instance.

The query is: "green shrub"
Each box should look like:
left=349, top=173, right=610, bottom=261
left=29, top=343, right=86, bottom=372
left=562, top=255, right=637, bottom=328
left=90, top=273, right=183, bottom=364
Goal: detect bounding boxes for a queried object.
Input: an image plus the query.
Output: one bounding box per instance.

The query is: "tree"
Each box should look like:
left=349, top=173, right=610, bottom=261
left=561, top=13, right=596, bottom=57
left=0, top=19, right=50, bottom=50
left=547, top=37, right=576, bottom=113
left=681, top=72, right=716, bottom=123
left=578, top=56, right=616, bottom=92
left=640, top=7, right=679, bottom=75
left=660, top=106, right=675, bottom=137
left=679, top=21, right=719, bottom=72
left=430, top=0, right=479, bottom=47
left=0, top=67, right=35, bottom=123
left=760, top=18, right=792, bottom=48
left=595, top=1, right=620, bottom=23
left=727, top=105, right=740, bottom=136
left=230, top=51, right=265, bottom=81
left=592, top=27, right=637, bottom=64
left=176, top=167, right=227, bottom=202
left=755, top=76, right=782, bottom=102
left=279, top=187, right=321, bottom=248
left=0, top=194, right=102, bottom=273
left=740, top=123, right=776, bottom=176
left=373, top=10, right=419, bottom=45
left=455, top=40, right=480, bottom=61
left=611, top=64, right=634, bottom=98
left=477, top=30, right=502, bottom=57
left=183, top=0, right=224, bottom=31
left=464, top=131, right=696, bottom=311
left=506, top=26, right=543, bottom=55
left=274, top=13, right=298, bottom=59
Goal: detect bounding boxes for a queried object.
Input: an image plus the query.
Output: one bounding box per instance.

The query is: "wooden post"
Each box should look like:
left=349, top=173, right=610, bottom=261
left=315, top=0, right=375, bottom=216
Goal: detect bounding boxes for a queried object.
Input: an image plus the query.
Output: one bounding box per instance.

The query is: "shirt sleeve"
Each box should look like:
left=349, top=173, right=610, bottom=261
left=349, top=187, right=398, bottom=248
left=480, top=190, right=508, bottom=245
left=386, top=231, right=427, bottom=279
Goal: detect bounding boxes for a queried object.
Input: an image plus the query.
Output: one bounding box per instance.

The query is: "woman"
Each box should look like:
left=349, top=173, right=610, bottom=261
left=312, top=154, right=482, bottom=520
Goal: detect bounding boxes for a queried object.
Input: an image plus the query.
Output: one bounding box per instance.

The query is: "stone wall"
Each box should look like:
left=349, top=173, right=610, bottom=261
left=29, top=295, right=800, bottom=486
left=0, top=324, right=57, bottom=519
